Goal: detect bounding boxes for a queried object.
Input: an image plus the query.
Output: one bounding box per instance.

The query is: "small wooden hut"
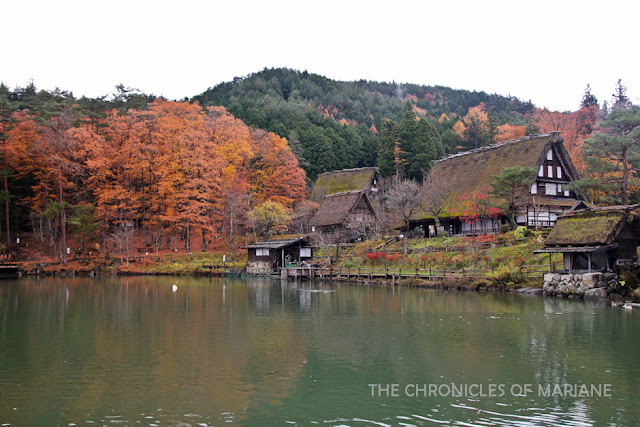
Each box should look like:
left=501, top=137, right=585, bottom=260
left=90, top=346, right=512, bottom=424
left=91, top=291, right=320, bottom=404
left=244, top=237, right=313, bottom=275
left=536, top=205, right=640, bottom=272
left=309, top=190, right=377, bottom=240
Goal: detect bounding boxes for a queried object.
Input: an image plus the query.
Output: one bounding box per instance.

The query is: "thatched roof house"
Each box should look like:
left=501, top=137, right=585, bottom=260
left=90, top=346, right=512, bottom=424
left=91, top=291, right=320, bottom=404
left=310, top=167, right=381, bottom=202
left=536, top=205, right=640, bottom=272
left=309, top=190, right=377, bottom=237
left=412, top=133, right=585, bottom=236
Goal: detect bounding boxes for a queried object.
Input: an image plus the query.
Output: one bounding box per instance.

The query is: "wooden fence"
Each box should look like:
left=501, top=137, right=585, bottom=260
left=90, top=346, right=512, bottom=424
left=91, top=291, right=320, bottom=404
left=281, top=263, right=554, bottom=281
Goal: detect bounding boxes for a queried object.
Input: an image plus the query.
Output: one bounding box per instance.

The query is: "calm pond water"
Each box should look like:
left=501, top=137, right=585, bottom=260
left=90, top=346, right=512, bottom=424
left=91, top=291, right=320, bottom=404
left=1, top=276, right=639, bottom=426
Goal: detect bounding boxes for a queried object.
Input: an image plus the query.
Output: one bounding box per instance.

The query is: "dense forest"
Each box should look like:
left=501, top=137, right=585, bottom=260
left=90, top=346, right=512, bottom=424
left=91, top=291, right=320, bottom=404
left=0, top=84, right=307, bottom=262
left=192, top=68, right=538, bottom=181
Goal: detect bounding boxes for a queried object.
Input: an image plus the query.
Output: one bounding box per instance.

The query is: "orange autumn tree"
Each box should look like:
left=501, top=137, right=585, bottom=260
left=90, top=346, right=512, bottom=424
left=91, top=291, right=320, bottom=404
left=532, top=106, right=597, bottom=173
left=248, top=129, right=307, bottom=209
left=495, top=123, right=526, bottom=143
left=4, top=98, right=308, bottom=257
left=206, top=106, right=254, bottom=239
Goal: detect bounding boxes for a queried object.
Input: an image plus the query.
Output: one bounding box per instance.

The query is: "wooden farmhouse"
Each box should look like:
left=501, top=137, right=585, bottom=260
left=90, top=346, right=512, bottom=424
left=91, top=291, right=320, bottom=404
left=244, top=237, right=313, bottom=275
left=536, top=205, right=640, bottom=273
left=411, top=133, right=585, bottom=236
left=310, top=167, right=382, bottom=203
left=309, top=190, right=377, bottom=240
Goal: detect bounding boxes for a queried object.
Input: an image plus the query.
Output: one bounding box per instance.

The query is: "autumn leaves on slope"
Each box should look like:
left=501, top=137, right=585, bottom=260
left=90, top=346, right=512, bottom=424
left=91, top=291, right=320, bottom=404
left=4, top=100, right=307, bottom=257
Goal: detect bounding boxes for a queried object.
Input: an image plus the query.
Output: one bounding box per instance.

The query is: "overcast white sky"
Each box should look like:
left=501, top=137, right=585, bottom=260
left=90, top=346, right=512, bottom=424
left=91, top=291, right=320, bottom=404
left=3, top=0, right=638, bottom=112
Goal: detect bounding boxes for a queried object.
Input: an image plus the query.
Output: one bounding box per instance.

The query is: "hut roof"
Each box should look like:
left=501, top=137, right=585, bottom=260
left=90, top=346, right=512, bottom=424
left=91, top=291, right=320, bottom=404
left=415, top=133, right=581, bottom=219
left=311, top=167, right=378, bottom=201
left=309, top=190, right=375, bottom=227
left=243, top=237, right=309, bottom=249
left=543, top=209, right=632, bottom=247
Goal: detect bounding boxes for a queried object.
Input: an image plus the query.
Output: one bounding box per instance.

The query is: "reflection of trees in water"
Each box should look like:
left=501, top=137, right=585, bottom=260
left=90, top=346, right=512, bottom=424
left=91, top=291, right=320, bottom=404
left=0, top=277, right=308, bottom=424
left=2, top=278, right=639, bottom=425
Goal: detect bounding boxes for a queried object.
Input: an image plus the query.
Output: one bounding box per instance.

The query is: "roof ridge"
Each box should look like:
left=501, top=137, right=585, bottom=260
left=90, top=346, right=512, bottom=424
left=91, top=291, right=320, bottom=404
left=432, top=132, right=561, bottom=166
left=323, top=190, right=365, bottom=197
left=316, top=167, right=378, bottom=177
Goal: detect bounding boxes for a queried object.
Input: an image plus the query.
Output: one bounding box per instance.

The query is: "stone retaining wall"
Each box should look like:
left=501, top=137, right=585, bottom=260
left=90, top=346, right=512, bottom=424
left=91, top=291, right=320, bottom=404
left=245, top=261, right=274, bottom=275
left=543, top=272, right=632, bottom=301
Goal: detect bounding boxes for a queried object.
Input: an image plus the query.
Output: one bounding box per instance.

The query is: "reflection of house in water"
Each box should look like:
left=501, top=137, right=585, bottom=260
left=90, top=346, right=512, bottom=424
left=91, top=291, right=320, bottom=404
left=254, top=281, right=271, bottom=311
left=536, top=205, right=640, bottom=272
left=298, top=289, right=311, bottom=310
left=244, top=237, right=313, bottom=275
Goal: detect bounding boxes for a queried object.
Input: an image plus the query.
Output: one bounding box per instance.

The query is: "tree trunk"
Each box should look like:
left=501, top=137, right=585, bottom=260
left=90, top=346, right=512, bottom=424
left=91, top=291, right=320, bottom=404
left=622, top=148, right=629, bottom=205
left=4, top=169, right=10, bottom=250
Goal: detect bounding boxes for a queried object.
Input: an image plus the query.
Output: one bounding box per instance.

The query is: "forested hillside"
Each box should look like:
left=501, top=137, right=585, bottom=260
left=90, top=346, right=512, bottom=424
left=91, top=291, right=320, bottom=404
left=2, top=69, right=621, bottom=265
left=193, top=67, right=537, bottom=180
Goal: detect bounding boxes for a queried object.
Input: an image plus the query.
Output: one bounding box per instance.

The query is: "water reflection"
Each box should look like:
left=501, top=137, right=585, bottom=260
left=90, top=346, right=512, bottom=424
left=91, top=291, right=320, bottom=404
left=1, top=277, right=639, bottom=426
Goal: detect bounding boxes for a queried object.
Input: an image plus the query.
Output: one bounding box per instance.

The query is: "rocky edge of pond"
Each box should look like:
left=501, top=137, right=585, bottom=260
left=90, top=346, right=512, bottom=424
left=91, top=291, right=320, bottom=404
left=542, top=272, right=640, bottom=302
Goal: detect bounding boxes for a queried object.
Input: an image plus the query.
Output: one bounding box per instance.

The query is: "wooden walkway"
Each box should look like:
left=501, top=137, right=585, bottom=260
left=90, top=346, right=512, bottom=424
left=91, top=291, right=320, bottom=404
left=280, top=264, right=551, bottom=282
left=0, top=264, right=20, bottom=278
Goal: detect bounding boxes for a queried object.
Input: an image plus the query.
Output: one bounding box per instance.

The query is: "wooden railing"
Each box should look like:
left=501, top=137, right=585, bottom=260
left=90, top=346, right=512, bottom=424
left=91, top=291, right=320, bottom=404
left=281, top=263, right=554, bottom=281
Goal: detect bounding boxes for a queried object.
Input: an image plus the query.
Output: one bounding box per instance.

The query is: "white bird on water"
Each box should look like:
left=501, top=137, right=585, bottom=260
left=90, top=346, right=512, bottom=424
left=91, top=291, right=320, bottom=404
left=172, top=284, right=178, bottom=292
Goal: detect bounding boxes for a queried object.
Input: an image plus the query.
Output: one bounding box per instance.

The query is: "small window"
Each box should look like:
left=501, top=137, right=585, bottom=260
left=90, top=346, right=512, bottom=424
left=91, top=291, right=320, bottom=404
left=547, top=165, right=553, bottom=177
left=547, top=149, right=553, bottom=161
left=557, top=166, right=562, bottom=178
left=538, top=165, right=544, bottom=177
left=300, top=248, right=311, bottom=258
left=564, top=190, right=570, bottom=197
left=311, top=226, right=316, bottom=232
left=530, top=184, right=537, bottom=194
left=256, top=248, right=270, bottom=257
left=545, top=184, right=557, bottom=196
left=557, top=183, right=562, bottom=193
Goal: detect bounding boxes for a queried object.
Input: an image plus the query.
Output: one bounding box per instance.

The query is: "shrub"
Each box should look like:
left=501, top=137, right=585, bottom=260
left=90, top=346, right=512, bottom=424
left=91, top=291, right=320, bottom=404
left=486, top=265, right=523, bottom=285
left=500, top=224, right=510, bottom=234
left=342, top=258, right=359, bottom=269
left=514, top=226, right=534, bottom=239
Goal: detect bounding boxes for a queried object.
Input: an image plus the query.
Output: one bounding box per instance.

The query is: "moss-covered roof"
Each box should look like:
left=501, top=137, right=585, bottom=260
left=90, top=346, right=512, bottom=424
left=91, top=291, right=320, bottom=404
left=310, top=167, right=378, bottom=201
left=543, top=210, right=628, bottom=246
left=414, top=133, right=580, bottom=220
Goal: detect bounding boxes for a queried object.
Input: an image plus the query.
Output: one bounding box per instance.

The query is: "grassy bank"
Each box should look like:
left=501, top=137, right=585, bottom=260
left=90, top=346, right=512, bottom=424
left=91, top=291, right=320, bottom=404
left=324, top=231, right=561, bottom=288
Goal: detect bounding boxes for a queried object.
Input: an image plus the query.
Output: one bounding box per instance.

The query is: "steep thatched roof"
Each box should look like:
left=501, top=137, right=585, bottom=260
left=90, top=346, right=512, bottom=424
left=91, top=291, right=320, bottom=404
left=415, top=133, right=581, bottom=219
left=543, top=209, right=632, bottom=247
left=311, top=167, right=378, bottom=201
left=309, top=190, right=375, bottom=227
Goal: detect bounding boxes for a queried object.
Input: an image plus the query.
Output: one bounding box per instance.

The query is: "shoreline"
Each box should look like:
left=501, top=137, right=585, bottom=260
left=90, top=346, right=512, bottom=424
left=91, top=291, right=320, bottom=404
left=12, top=265, right=640, bottom=303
